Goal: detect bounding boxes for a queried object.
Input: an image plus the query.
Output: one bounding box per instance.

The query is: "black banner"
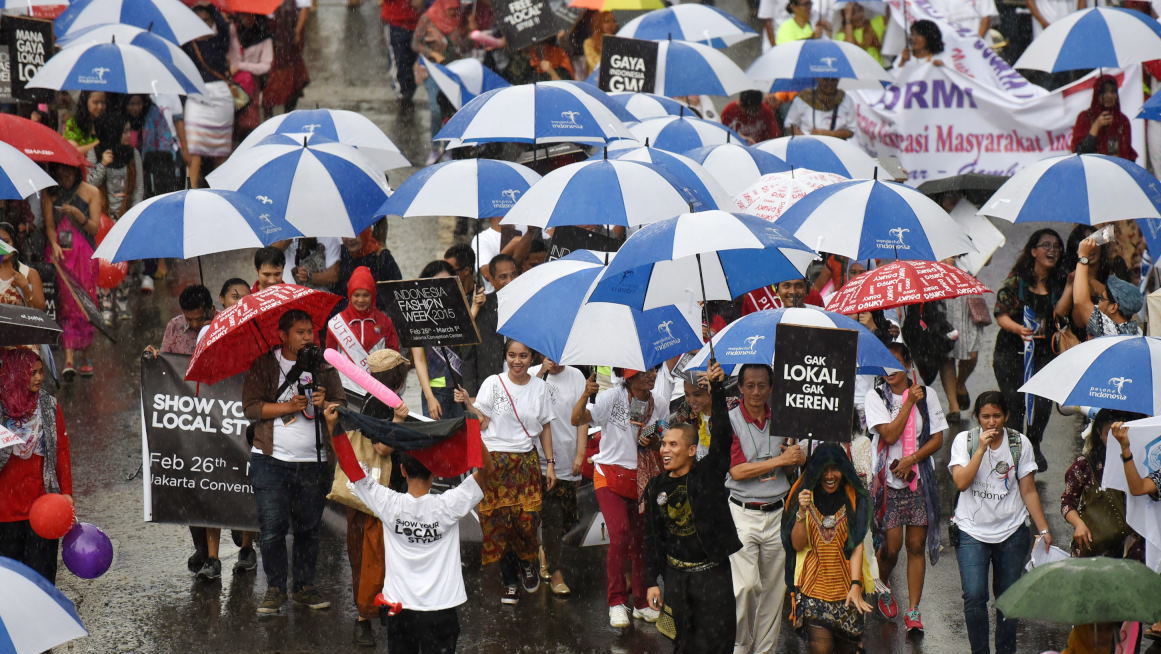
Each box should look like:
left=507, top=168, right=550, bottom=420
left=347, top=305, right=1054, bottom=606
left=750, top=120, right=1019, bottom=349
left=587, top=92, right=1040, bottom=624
left=380, top=277, right=480, bottom=348
left=496, top=0, right=557, bottom=51
left=142, top=354, right=258, bottom=530
left=2, top=17, right=53, bottom=102
left=547, top=225, right=622, bottom=261
left=769, top=324, right=858, bottom=442
left=599, top=36, right=658, bottom=94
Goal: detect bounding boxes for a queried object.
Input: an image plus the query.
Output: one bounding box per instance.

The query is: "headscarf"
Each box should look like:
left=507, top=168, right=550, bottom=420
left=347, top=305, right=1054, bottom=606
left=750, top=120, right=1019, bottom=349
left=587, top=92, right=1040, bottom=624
left=1070, top=75, right=1137, bottom=160
left=337, top=266, right=397, bottom=353
left=781, top=442, right=870, bottom=566
left=94, top=113, right=134, bottom=169
left=426, top=0, right=463, bottom=35
left=0, top=347, right=40, bottom=421
left=797, top=86, right=846, bottom=112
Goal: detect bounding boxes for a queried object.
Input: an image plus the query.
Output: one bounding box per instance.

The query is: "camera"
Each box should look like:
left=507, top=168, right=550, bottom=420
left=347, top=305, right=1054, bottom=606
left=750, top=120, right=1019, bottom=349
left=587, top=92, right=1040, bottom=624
left=297, top=343, right=323, bottom=371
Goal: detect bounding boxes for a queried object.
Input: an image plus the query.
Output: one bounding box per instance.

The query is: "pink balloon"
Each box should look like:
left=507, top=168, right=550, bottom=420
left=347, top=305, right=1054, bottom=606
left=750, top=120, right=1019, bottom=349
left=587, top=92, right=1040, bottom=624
left=323, top=348, right=402, bottom=408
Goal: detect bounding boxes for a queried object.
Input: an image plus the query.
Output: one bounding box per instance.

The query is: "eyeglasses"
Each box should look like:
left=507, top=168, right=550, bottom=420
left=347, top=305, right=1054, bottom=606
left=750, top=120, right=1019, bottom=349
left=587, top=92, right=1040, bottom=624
left=1034, top=242, right=1061, bottom=252
left=1092, top=294, right=1108, bottom=304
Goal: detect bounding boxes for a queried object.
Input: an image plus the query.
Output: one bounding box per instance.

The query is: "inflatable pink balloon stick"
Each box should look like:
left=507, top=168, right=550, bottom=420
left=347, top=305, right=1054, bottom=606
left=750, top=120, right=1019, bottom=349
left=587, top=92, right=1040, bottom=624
left=323, top=348, right=403, bottom=408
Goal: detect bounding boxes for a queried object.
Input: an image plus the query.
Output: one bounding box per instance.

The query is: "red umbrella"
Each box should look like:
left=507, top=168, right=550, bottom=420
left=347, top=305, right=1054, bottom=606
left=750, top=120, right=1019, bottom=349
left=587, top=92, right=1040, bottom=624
left=825, top=260, right=991, bottom=315
left=186, top=284, right=341, bottom=385
left=223, top=0, right=281, bottom=14
left=0, top=114, right=86, bottom=168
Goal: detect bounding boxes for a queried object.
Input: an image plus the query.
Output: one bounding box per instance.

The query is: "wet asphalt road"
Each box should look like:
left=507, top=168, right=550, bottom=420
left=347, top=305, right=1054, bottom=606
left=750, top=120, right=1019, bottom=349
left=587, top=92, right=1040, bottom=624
left=41, top=1, right=1158, bottom=652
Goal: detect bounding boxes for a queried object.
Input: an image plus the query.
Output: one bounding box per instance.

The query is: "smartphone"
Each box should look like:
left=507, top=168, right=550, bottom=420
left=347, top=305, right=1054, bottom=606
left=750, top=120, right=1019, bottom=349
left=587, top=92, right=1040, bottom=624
left=58, top=229, right=73, bottom=250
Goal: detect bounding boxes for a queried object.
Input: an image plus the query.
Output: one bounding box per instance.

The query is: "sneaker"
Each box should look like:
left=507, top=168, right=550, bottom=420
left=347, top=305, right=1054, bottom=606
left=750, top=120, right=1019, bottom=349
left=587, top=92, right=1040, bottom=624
left=878, top=587, right=899, bottom=619
left=904, top=608, right=925, bottom=632
left=78, top=364, right=94, bottom=378
left=501, top=584, right=520, bottom=605
left=609, top=604, right=630, bottom=628
left=101, top=309, right=114, bottom=325
left=139, top=275, right=154, bottom=294
left=62, top=366, right=76, bottom=383
left=196, top=557, right=221, bottom=581
left=353, top=619, right=375, bottom=647
left=234, top=546, right=257, bottom=573
left=633, top=606, right=660, bottom=623
left=257, top=587, right=286, bottom=615
left=291, top=586, right=331, bottom=610
left=520, top=561, right=540, bottom=594
left=550, top=581, right=571, bottom=596
left=187, top=550, right=207, bottom=573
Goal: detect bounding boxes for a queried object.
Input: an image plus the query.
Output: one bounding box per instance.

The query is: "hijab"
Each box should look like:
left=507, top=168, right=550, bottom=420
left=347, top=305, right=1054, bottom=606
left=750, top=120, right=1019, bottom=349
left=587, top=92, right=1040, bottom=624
left=797, top=87, right=846, bottom=112
left=781, top=442, right=870, bottom=559
left=0, top=347, right=40, bottom=421
left=94, top=113, right=134, bottom=169
left=1071, top=75, right=1137, bottom=160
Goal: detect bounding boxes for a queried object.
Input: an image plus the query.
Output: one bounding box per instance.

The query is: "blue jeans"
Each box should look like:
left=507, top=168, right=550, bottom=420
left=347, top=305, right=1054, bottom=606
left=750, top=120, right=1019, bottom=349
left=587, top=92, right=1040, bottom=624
left=420, top=385, right=463, bottom=420
left=249, top=454, right=331, bottom=592
left=388, top=24, right=416, bottom=99
left=955, top=525, right=1031, bottom=654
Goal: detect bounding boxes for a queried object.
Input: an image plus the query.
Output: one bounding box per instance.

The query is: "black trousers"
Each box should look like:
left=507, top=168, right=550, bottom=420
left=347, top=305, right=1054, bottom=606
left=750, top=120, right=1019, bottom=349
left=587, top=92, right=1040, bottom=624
left=666, top=562, right=735, bottom=654
left=0, top=519, right=59, bottom=583
left=385, top=607, right=459, bottom=654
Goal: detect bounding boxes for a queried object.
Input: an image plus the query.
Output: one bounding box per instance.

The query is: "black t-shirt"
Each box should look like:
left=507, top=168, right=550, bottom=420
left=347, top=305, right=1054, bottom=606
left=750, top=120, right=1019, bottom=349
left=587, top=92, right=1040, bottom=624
left=654, top=473, right=708, bottom=565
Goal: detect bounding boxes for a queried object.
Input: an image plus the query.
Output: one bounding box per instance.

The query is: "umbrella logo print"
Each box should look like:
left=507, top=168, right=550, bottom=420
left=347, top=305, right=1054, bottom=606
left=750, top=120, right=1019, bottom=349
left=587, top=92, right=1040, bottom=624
left=810, top=56, right=839, bottom=73
left=78, top=66, right=111, bottom=84
left=255, top=195, right=274, bottom=205
left=494, top=189, right=521, bottom=208
left=727, top=334, right=766, bottom=356
left=876, top=227, right=912, bottom=252
left=658, top=320, right=675, bottom=339
left=889, top=227, right=909, bottom=244
left=301, top=123, right=322, bottom=133
left=256, top=213, right=280, bottom=235
left=1145, top=434, right=1161, bottom=473
left=1088, top=376, right=1133, bottom=401
left=653, top=319, right=681, bottom=351
left=1109, top=376, right=1132, bottom=395
left=551, top=111, right=585, bottom=130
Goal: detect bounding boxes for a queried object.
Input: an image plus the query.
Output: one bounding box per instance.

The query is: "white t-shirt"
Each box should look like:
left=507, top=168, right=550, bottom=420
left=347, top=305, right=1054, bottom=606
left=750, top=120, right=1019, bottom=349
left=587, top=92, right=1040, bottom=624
left=1031, top=0, right=1078, bottom=36
left=471, top=226, right=525, bottom=294
left=350, top=474, right=483, bottom=611
left=283, top=237, right=342, bottom=286
left=784, top=94, right=857, bottom=138
left=948, top=430, right=1037, bottom=543
left=529, top=365, right=587, bottom=481
left=474, top=373, right=551, bottom=453
left=252, top=350, right=319, bottom=462
left=590, top=385, right=668, bottom=470
left=927, top=0, right=997, bottom=32
left=864, top=385, right=948, bottom=490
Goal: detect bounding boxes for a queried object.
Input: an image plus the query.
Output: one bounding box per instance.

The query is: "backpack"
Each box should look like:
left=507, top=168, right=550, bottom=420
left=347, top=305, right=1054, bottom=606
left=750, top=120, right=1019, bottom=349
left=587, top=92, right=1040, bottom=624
left=965, top=426, right=1021, bottom=480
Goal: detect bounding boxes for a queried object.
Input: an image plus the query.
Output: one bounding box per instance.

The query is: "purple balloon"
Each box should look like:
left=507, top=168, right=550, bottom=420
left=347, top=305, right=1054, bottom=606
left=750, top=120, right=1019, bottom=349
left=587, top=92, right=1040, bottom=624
left=62, top=522, right=113, bottom=579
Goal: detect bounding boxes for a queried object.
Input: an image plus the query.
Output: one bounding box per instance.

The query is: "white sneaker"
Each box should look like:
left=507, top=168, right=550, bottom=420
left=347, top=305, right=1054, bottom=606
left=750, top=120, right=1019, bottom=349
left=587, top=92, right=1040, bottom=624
left=633, top=606, right=660, bottom=623
left=608, top=604, right=630, bottom=628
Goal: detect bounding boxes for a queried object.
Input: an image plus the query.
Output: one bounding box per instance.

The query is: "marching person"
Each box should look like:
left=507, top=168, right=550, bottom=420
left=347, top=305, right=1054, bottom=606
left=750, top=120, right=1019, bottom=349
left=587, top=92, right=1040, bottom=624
left=327, top=266, right=401, bottom=398
left=254, top=246, right=287, bottom=292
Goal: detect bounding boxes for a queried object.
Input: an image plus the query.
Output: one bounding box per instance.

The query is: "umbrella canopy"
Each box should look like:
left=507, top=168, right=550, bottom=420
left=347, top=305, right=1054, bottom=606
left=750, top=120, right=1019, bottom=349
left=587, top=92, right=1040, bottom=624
left=28, top=40, right=206, bottom=95
left=754, top=135, right=882, bottom=180
left=1139, top=90, right=1161, bottom=120
left=978, top=154, right=1161, bottom=225
left=206, top=134, right=391, bottom=238
left=995, top=557, right=1161, bottom=624
left=684, top=307, right=900, bottom=375
left=1015, top=7, right=1161, bottom=73
left=421, top=56, right=510, bottom=110
left=917, top=173, right=1009, bottom=196
left=498, top=250, right=703, bottom=369
left=747, top=39, right=892, bottom=93
left=501, top=159, right=708, bottom=228
left=55, top=0, right=213, bottom=44
left=684, top=143, right=791, bottom=197
left=629, top=115, right=743, bottom=153
left=0, top=304, right=61, bottom=346
left=186, top=284, right=342, bottom=385
left=92, top=189, right=301, bottom=262
left=825, top=260, right=990, bottom=314
left=0, top=240, right=12, bottom=256
left=589, top=210, right=816, bottom=310
left=55, top=23, right=204, bottom=95
left=234, top=108, right=410, bottom=172
left=607, top=92, right=688, bottom=121
left=0, top=114, right=87, bottom=168
left=569, top=0, right=664, bottom=10
left=0, top=141, right=56, bottom=199
left=617, top=4, right=757, bottom=47
left=223, top=0, right=283, bottom=15
left=648, top=40, right=755, bottom=97
left=734, top=169, right=855, bottom=222
left=775, top=180, right=975, bottom=261
left=376, top=159, right=540, bottom=219
left=1018, top=335, right=1161, bottom=416
left=0, top=556, right=88, bottom=654
left=435, top=81, right=635, bottom=147
left=601, top=145, right=732, bottom=211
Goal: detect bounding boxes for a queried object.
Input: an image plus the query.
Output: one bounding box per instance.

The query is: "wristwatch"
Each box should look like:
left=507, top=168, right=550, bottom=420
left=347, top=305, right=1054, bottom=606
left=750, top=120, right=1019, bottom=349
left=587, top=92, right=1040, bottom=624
left=1077, top=256, right=1091, bottom=265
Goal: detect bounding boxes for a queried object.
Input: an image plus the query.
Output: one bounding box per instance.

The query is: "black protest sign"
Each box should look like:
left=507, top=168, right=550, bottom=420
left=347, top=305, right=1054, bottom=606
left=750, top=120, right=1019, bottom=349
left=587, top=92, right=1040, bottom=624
left=548, top=225, right=622, bottom=261
left=770, top=324, right=858, bottom=442
left=496, top=0, right=557, bottom=51
left=598, top=36, right=658, bottom=93
left=141, top=354, right=258, bottom=530
left=2, top=17, right=53, bottom=102
left=381, top=276, right=480, bottom=348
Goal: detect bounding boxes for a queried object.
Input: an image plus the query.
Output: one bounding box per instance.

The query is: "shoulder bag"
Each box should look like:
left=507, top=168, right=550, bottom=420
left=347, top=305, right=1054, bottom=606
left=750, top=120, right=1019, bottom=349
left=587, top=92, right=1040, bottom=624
left=1076, top=482, right=1130, bottom=557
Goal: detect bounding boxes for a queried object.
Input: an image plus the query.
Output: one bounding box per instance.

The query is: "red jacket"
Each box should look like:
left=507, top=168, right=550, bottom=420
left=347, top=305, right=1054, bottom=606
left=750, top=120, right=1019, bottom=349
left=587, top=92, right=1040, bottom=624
left=0, top=404, right=71, bottom=522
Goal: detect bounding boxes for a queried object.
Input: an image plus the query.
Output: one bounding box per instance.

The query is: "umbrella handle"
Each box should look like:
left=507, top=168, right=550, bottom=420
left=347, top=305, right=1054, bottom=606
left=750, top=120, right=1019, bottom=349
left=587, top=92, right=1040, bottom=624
left=696, top=253, right=716, bottom=364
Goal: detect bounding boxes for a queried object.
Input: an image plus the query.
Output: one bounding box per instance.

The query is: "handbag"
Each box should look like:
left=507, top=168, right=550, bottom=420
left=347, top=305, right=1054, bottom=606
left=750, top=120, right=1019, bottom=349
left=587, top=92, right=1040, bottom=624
left=1076, top=483, right=1130, bottom=556
left=191, top=40, right=250, bottom=110
left=1052, top=320, right=1082, bottom=355
left=966, top=295, right=992, bottom=326
left=600, top=463, right=639, bottom=500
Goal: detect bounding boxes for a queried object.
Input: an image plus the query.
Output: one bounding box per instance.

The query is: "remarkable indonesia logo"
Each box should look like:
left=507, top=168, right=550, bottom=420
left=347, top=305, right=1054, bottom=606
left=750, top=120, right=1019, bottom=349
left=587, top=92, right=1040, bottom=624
left=725, top=334, right=765, bottom=357
left=492, top=188, right=522, bottom=210
left=876, top=227, right=912, bottom=252
left=1088, top=376, right=1133, bottom=402
left=77, top=66, right=111, bottom=85
left=652, top=320, right=681, bottom=351
left=551, top=110, right=585, bottom=130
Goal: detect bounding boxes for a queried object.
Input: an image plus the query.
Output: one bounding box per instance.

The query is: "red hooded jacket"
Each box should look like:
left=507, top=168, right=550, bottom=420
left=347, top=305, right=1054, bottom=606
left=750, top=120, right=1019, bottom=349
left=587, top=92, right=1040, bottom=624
left=328, top=266, right=400, bottom=356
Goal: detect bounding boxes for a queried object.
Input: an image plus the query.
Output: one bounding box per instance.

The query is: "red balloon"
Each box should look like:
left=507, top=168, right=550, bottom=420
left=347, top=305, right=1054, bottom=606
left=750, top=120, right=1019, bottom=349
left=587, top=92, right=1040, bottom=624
left=97, top=259, right=128, bottom=289
left=95, top=214, right=115, bottom=245
left=29, top=493, right=74, bottom=539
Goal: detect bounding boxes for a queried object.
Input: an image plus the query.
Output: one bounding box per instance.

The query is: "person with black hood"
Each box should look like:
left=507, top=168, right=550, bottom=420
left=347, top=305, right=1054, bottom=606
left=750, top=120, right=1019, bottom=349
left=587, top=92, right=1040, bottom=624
left=643, top=362, right=740, bottom=654
left=782, top=443, right=874, bottom=654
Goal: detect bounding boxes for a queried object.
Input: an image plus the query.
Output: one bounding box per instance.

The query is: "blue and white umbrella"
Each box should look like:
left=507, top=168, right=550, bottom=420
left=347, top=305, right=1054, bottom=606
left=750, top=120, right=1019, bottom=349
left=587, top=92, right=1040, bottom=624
left=648, top=40, right=755, bottom=97
left=0, top=141, right=55, bottom=200
left=498, top=250, right=703, bottom=370
left=55, top=24, right=204, bottom=96
left=376, top=159, right=540, bottom=219
left=234, top=108, right=410, bottom=171
left=979, top=154, right=1161, bottom=225
left=775, top=180, right=974, bottom=260
left=754, top=135, right=883, bottom=180
left=1015, top=7, right=1161, bottom=72
left=1139, top=91, right=1161, bottom=121
left=436, top=81, right=635, bottom=147
left=502, top=159, right=705, bottom=228
left=617, top=4, right=757, bottom=47
left=206, top=134, right=391, bottom=238
left=684, top=143, right=791, bottom=197
left=27, top=40, right=205, bottom=95
left=684, top=308, right=900, bottom=375
left=55, top=0, right=213, bottom=44
left=608, top=92, right=687, bottom=121
left=1019, top=335, right=1161, bottom=415
left=421, top=55, right=510, bottom=110
left=0, top=556, right=88, bottom=654
left=601, top=145, right=732, bottom=211
left=92, top=189, right=300, bottom=262
left=629, top=115, right=743, bottom=153
left=589, top=210, right=816, bottom=310
left=747, top=39, right=892, bottom=93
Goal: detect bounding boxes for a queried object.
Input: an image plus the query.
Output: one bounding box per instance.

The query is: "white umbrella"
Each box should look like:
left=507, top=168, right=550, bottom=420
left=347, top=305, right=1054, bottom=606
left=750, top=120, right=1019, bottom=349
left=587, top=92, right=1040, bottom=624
left=0, top=556, right=88, bottom=654
left=733, top=170, right=848, bottom=222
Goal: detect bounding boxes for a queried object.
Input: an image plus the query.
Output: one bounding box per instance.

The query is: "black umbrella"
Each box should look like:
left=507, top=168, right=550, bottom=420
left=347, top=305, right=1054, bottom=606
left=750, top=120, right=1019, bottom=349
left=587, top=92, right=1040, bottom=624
left=917, top=173, right=1009, bottom=196
left=0, top=303, right=61, bottom=346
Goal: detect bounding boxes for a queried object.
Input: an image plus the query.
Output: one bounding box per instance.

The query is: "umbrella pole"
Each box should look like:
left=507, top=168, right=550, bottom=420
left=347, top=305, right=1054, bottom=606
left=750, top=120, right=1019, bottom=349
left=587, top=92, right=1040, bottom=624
left=696, top=253, right=715, bottom=363
left=197, top=255, right=204, bottom=286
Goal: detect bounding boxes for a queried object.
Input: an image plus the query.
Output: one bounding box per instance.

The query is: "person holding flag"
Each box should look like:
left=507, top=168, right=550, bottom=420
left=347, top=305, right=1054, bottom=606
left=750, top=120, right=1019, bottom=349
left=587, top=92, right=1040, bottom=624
left=327, top=266, right=400, bottom=398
